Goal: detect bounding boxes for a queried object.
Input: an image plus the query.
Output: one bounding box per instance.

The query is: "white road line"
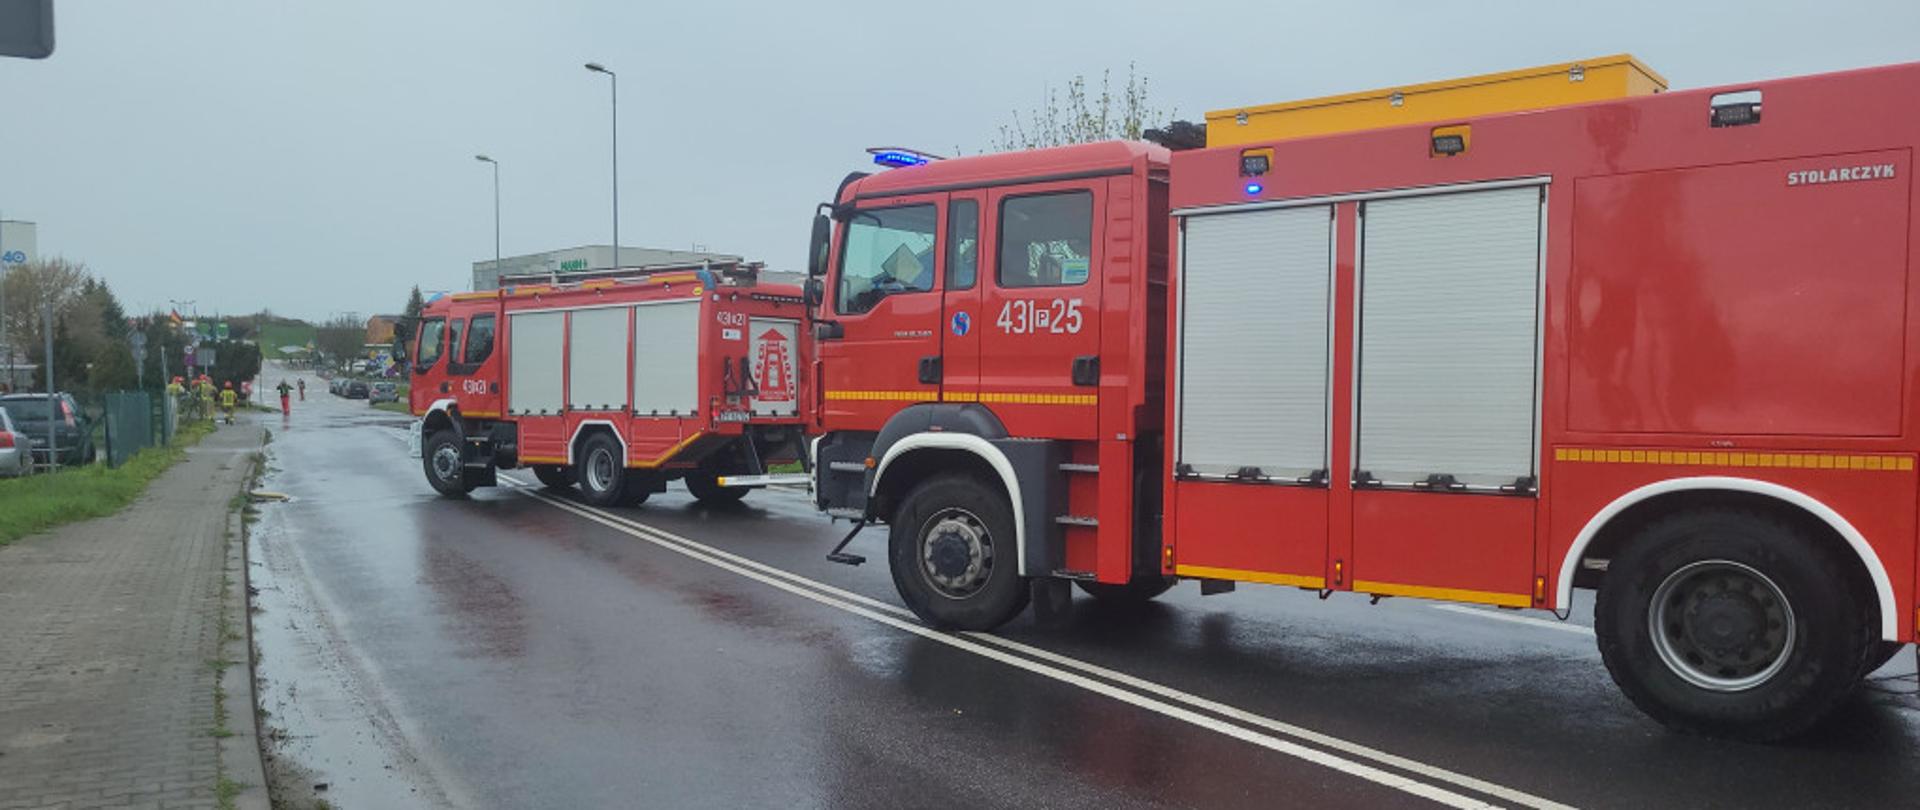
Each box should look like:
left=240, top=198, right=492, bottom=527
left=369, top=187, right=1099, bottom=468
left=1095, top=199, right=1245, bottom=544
left=507, top=479, right=1574, bottom=810
left=1429, top=604, right=1595, bottom=637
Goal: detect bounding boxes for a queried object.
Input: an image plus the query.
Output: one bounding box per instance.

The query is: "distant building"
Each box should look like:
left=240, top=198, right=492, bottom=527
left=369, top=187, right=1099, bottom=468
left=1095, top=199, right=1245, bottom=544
left=365, top=315, right=403, bottom=346
left=472, top=245, right=742, bottom=291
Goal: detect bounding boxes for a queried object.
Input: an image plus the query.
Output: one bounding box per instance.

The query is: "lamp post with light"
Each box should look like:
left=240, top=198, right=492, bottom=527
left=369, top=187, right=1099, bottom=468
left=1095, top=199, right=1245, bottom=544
left=475, top=154, right=501, bottom=280
left=584, top=61, right=619, bottom=272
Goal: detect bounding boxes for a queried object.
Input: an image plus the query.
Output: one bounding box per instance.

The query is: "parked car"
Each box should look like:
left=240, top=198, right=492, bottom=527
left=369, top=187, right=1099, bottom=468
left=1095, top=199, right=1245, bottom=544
left=367, top=381, right=399, bottom=404
left=0, top=406, right=30, bottom=477
left=0, top=393, right=97, bottom=467
left=344, top=380, right=370, bottom=399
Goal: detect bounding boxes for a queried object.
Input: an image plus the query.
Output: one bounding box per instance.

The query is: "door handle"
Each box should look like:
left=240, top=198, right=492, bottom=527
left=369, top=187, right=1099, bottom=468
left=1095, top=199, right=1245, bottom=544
left=814, top=321, right=844, bottom=340
left=918, top=356, right=943, bottom=385
left=1071, top=355, right=1099, bottom=387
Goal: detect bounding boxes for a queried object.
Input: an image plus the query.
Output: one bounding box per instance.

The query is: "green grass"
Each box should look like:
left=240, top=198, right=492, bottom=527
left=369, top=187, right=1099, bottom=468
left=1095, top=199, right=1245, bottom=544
left=0, top=420, right=214, bottom=546
left=256, top=322, right=317, bottom=361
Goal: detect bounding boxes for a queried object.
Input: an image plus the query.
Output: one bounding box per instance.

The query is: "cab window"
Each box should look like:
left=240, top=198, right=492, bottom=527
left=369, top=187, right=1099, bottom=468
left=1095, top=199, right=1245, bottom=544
left=947, top=199, right=978, bottom=290
left=464, top=314, right=496, bottom=364
left=448, top=318, right=466, bottom=366
left=998, top=191, right=1093, bottom=288
left=837, top=204, right=937, bottom=315
left=414, top=318, right=446, bottom=368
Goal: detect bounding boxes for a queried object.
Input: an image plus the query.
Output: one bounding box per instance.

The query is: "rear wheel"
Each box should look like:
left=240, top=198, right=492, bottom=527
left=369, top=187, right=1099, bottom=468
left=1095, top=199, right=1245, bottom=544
left=532, top=465, right=575, bottom=490
left=887, top=474, right=1029, bottom=630
left=1595, top=507, right=1870, bottom=741
left=685, top=471, right=750, bottom=505
left=422, top=429, right=471, bottom=497
left=574, top=433, right=630, bottom=508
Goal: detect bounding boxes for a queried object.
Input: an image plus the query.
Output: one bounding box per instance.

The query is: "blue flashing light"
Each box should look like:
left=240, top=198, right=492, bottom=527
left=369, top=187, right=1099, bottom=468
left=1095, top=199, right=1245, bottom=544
left=1245, top=182, right=1264, bottom=195
left=871, top=149, right=931, bottom=168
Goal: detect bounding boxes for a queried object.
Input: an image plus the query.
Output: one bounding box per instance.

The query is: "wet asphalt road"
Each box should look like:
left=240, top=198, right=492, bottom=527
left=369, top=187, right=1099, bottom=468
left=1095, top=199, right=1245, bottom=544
left=248, top=366, right=1920, bottom=809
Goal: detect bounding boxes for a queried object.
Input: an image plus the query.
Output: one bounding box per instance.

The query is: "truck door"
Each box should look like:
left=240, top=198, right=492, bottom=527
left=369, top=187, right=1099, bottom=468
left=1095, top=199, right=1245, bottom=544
left=979, top=182, right=1103, bottom=440
left=817, top=194, right=946, bottom=431
left=448, top=308, right=502, bottom=417
left=939, top=191, right=984, bottom=403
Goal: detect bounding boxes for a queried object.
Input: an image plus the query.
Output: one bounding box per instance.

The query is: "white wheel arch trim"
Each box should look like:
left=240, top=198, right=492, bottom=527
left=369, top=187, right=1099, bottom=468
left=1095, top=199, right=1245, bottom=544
left=872, top=434, right=1030, bottom=576
left=1559, top=476, right=1900, bottom=641
left=424, top=398, right=457, bottom=419
left=567, top=419, right=629, bottom=467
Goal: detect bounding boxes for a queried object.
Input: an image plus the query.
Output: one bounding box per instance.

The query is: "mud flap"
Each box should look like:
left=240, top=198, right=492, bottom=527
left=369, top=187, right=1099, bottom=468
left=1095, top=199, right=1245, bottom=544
left=1030, top=578, right=1072, bottom=626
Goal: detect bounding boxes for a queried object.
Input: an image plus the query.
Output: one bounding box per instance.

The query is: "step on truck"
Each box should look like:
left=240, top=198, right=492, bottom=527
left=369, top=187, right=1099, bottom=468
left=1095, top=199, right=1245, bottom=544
left=409, top=260, right=809, bottom=506
left=802, top=58, right=1920, bottom=740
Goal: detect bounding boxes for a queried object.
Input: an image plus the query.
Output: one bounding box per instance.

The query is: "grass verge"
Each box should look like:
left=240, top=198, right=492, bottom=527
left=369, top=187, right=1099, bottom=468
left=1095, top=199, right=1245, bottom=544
left=0, top=419, right=215, bottom=546
left=370, top=400, right=411, bottom=414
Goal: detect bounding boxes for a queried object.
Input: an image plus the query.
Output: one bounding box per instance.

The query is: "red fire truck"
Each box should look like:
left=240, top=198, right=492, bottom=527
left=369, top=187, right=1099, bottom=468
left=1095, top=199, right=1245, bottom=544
left=803, top=60, right=1920, bottom=739
left=409, top=260, right=808, bottom=506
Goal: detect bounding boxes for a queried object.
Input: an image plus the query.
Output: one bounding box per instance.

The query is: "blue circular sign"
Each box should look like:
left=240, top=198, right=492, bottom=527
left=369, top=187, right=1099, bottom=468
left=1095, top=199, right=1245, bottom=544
left=950, top=311, right=970, bottom=336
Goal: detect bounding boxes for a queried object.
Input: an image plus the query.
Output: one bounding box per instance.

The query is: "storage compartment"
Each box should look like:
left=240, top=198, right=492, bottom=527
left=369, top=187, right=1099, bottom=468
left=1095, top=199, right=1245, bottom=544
left=632, top=300, right=701, bottom=416
left=1177, top=205, right=1334, bottom=481
left=1351, top=490, right=1535, bottom=606
left=1170, top=481, right=1326, bottom=586
left=1206, top=54, right=1665, bottom=147
left=1356, top=185, right=1542, bottom=489
left=506, top=311, right=564, bottom=416
left=567, top=307, right=629, bottom=411
left=1567, top=150, right=1911, bottom=436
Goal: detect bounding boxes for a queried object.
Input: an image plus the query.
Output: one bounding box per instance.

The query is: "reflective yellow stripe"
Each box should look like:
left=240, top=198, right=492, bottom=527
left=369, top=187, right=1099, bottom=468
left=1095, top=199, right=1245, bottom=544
left=1352, top=580, right=1532, bottom=608
left=521, top=455, right=568, bottom=465
left=1175, top=564, right=1325, bottom=589
left=630, top=432, right=704, bottom=468
left=1553, top=447, right=1913, bottom=472
left=824, top=390, right=929, bottom=402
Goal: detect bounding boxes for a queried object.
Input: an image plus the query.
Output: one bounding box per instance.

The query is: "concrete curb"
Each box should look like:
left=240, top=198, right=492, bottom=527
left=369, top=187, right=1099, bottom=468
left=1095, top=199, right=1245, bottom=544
left=217, top=432, right=272, bottom=810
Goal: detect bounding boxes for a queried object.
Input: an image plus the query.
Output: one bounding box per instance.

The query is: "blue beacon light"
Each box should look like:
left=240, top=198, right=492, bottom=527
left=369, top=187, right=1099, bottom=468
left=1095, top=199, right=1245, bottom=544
left=1245, top=182, right=1264, bottom=195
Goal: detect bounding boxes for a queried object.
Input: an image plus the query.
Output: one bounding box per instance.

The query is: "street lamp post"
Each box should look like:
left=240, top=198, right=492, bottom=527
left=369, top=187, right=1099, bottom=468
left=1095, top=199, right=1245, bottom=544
left=584, top=61, right=619, bottom=273
left=475, top=154, right=501, bottom=281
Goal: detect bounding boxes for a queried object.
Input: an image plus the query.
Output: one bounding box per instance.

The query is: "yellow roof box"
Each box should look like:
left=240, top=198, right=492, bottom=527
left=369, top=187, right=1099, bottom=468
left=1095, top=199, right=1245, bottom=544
left=1205, top=54, right=1666, bottom=147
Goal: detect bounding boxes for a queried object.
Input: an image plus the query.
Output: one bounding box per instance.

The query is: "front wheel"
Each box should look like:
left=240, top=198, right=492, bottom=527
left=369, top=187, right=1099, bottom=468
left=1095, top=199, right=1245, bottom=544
left=887, top=474, right=1029, bottom=630
left=422, top=429, right=471, bottom=497
left=1595, top=508, right=1870, bottom=741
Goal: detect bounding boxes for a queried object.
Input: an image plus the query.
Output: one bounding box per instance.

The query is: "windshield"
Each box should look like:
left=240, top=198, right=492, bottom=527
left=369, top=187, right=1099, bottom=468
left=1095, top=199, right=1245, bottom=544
left=415, top=318, right=446, bottom=369
left=0, top=397, right=63, bottom=424
left=836, top=204, right=937, bottom=315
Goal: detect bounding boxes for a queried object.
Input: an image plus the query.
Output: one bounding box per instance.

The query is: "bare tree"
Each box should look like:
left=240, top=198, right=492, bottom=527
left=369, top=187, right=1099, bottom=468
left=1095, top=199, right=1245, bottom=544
left=2, top=257, right=89, bottom=351
left=314, top=313, right=365, bottom=369
left=992, top=63, right=1171, bottom=151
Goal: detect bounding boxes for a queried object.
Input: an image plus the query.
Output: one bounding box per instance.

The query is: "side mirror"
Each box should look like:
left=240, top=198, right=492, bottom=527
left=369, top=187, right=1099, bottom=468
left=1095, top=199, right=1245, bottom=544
left=808, top=211, right=832, bottom=278
left=804, top=277, right=825, bottom=309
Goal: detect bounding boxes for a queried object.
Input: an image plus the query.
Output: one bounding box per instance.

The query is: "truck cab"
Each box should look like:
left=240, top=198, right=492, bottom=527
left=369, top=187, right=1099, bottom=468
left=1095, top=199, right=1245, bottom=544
left=807, top=142, right=1172, bottom=628
left=408, top=292, right=504, bottom=420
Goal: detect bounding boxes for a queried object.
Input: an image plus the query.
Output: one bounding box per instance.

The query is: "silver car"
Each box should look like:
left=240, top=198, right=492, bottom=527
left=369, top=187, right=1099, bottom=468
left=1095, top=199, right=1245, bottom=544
left=0, top=406, right=30, bottom=477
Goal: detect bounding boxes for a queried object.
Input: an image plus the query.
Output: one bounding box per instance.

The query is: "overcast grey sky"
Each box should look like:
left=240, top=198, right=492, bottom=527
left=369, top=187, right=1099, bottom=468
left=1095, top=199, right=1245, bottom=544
left=3, top=0, right=1917, bottom=321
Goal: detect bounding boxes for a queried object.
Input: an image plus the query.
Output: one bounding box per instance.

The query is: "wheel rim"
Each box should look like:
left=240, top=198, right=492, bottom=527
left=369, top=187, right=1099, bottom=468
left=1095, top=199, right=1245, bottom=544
left=431, top=444, right=461, bottom=482
left=918, top=507, right=993, bottom=599
left=585, top=448, right=616, bottom=492
left=1648, top=559, right=1796, bottom=692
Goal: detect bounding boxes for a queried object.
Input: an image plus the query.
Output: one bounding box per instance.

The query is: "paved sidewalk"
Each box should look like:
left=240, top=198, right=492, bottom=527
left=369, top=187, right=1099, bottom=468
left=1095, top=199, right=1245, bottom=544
left=0, top=419, right=266, bottom=809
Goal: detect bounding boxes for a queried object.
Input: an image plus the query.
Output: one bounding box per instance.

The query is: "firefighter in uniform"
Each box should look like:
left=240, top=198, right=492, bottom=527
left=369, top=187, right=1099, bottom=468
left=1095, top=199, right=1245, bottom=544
left=219, top=381, right=238, bottom=425
left=276, top=379, right=293, bottom=416
left=196, top=376, right=217, bottom=422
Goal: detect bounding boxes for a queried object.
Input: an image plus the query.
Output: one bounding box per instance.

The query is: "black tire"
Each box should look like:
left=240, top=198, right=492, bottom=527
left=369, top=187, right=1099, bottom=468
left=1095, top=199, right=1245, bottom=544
left=887, top=474, right=1030, bottom=630
left=1595, top=507, right=1871, bottom=741
left=422, top=429, right=471, bottom=497
left=1076, top=577, right=1175, bottom=603
left=574, top=433, right=629, bottom=508
left=532, top=465, right=576, bottom=490
left=685, top=472, right=750, bottom=505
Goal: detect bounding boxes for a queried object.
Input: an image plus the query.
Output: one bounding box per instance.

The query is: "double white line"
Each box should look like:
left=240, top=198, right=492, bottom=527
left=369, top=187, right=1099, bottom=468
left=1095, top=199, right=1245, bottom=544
left=503, top=478, right=1574, bottom=810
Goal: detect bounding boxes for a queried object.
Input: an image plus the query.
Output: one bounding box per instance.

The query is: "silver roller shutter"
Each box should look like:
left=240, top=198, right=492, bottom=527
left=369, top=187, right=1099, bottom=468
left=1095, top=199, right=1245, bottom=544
left=1356, top=185, right=1542, bottom=488
left=567, top=307, right=630, bottom=410
left=506, top=311, right=565, bottom=416
left=1177, top=205, right=1333, bottom=481
left=632, top=300, right=701, bottom=416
